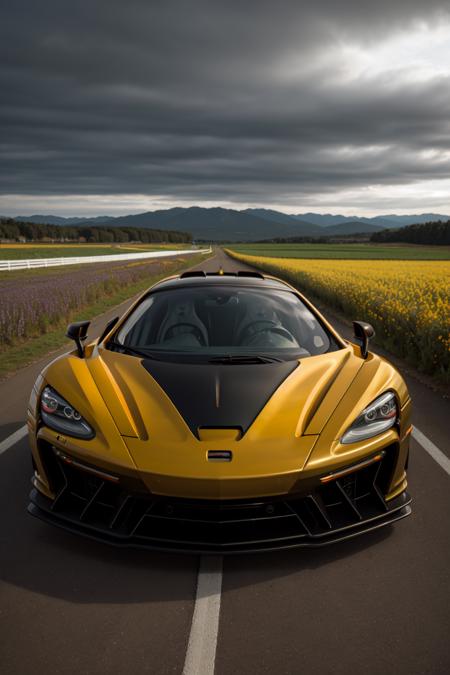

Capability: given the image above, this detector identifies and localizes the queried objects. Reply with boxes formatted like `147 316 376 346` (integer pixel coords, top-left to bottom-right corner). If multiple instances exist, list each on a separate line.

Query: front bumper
28 445 411 554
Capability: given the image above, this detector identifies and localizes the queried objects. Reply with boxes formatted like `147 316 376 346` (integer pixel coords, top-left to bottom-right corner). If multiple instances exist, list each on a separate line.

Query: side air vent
237 271 264 279
179 271 206 278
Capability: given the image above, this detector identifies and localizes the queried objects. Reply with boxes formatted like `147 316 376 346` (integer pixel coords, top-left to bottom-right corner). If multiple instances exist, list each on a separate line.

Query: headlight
40 386 94 439
341 391 397 444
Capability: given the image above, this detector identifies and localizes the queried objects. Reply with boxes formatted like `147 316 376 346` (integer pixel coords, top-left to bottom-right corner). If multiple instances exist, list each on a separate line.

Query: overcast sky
1 0 450 216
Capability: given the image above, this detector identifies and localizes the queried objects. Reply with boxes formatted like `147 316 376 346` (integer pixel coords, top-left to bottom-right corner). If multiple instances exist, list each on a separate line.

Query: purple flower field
0 256 187 346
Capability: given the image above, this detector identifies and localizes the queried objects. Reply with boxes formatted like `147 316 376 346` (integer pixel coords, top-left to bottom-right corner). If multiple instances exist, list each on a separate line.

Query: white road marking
0 424 27 456
183 555 223 675
412 426 450 476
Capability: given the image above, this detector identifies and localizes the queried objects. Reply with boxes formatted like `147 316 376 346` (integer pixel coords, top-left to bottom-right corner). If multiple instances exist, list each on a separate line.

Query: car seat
234 297 299 347
156 298 209 346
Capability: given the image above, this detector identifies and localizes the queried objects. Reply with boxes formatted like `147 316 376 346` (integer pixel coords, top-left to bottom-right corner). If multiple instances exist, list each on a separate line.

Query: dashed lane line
412 426 450 476
0 424 27 456
183 556 223 675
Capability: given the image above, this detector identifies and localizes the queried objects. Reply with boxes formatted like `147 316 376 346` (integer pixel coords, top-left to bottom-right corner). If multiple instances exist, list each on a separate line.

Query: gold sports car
28 269 412 553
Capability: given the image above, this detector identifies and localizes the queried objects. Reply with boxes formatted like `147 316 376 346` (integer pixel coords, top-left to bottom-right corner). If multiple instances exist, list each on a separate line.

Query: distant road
0 246 211 271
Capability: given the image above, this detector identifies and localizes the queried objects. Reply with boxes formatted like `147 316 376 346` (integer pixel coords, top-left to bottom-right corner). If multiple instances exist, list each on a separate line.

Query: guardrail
0 247 212 271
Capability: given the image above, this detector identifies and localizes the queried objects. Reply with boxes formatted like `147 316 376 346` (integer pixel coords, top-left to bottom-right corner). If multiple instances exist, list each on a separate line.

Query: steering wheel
239 320 296 345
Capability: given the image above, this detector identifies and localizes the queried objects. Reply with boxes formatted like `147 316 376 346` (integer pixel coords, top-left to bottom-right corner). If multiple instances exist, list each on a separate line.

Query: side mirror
352 320 375 359
66 320 90 358
97 316 119 344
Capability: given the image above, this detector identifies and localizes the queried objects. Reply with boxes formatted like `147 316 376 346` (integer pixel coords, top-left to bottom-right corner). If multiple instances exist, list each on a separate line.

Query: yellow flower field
227 251 450 382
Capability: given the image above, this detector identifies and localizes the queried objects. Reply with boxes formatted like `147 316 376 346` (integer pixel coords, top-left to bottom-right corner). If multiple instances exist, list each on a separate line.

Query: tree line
0 218 192 244
371 220 450 245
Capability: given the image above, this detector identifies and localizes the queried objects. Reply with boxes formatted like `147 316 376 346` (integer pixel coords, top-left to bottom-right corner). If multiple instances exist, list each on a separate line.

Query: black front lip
28 489 411 555
28 441 411 554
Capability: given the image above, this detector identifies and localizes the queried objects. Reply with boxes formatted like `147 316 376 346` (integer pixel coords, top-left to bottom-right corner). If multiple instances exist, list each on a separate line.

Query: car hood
88 345 363 441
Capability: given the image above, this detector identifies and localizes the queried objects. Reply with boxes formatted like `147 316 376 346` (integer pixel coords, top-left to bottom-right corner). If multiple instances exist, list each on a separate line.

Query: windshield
113 285 336 360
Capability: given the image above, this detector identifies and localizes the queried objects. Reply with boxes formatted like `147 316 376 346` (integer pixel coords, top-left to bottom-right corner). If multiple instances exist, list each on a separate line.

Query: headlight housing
341 391 398 444
40 386 94 439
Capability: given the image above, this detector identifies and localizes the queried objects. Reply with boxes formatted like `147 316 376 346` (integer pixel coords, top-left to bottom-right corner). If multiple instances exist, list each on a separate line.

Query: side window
116 296 154 345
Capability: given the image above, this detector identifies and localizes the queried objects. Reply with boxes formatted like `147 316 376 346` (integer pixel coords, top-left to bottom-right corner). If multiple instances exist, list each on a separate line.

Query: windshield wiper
108 342 284 364
208 354 283 364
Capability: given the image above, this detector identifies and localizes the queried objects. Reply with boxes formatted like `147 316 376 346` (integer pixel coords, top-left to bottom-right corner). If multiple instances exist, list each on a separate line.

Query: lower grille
29 445 411 553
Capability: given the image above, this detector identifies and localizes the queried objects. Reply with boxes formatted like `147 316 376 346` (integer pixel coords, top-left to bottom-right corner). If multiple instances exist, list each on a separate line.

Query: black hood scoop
142 359 298 438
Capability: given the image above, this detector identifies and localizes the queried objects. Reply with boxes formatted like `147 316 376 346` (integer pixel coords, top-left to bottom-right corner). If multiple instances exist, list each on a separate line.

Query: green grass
229 243 450 260
0 253 210 379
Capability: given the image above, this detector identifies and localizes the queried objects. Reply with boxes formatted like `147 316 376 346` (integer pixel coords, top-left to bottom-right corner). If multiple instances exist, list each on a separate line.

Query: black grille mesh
29 442 411 552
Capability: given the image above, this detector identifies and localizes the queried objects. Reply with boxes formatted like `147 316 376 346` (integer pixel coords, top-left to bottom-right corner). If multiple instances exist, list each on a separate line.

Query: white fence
0 247 211 271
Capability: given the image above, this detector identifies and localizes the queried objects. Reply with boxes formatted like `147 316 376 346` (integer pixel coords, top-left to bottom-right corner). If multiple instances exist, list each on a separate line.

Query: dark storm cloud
1 0 450 209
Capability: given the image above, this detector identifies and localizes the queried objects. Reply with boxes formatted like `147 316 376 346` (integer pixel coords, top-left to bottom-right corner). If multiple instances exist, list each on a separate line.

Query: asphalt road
1 249 449 675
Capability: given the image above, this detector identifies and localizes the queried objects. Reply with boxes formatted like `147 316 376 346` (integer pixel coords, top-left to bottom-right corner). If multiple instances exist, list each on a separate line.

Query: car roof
152 270 292 292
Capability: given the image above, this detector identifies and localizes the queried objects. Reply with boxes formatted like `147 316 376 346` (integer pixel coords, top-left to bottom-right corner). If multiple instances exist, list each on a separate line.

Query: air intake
179 270 206 278
237 271 264 279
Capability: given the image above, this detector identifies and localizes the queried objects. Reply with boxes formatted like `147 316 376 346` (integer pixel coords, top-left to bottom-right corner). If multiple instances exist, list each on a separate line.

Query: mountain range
12 208 450 241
